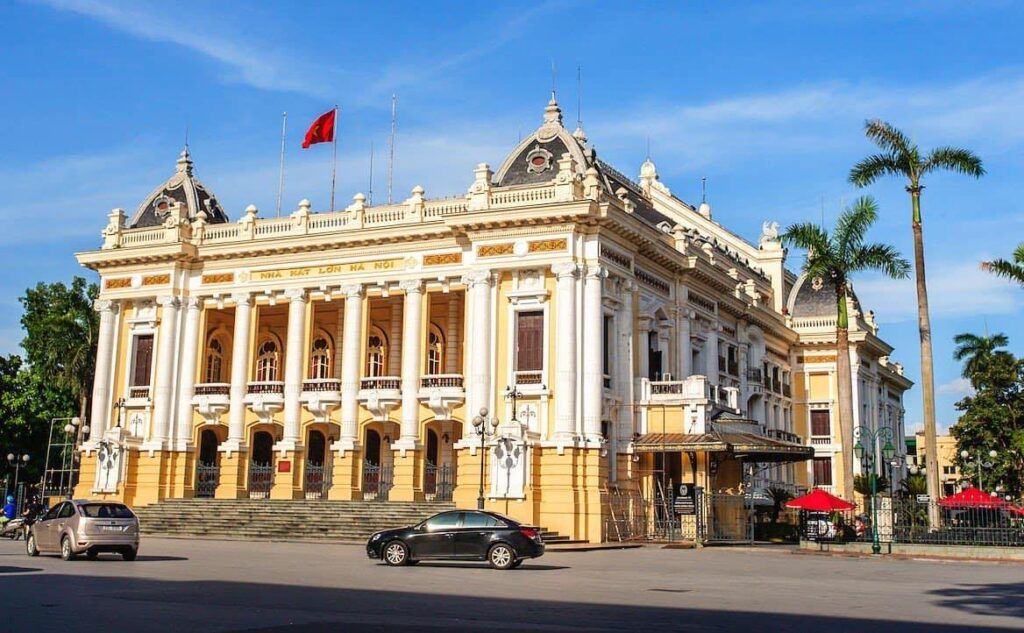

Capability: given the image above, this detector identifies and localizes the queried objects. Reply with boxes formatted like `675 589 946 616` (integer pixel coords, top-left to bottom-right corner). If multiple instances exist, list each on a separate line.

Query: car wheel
86 549 99 560
26 534 39 557
488 543 515 570
122 548 138 561
383 540 409 566
60 536 75 561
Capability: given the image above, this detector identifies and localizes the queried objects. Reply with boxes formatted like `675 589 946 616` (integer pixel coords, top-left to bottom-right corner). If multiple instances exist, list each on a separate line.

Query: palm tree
982 243 1024 286
953 332 1011 386
783 196 911 501
767 486 794 525
849 119 984 512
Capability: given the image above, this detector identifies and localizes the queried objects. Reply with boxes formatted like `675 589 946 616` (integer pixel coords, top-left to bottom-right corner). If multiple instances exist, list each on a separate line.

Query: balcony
192 382 229 424
419 374 465 420
746 368 763 384
358 376 401 422
513 370 544 387
727 360 739 377
765 428 801 444
782 383 792 398
301 378 342 423
810 435 831 446
244 381 284 424
127 385 151 402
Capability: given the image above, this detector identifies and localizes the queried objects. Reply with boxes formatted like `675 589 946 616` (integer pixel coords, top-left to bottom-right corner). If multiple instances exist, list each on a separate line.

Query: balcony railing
128 385 151 400
727 361 739 376
810 436 831 446
247 381 284 395
302 378 341 392
765 428 801 444
194 383 229 396
745 368 763 384
513 370 544 386
782 383 792 398
420 374 464 389
361 376 401 390
651 381 685 395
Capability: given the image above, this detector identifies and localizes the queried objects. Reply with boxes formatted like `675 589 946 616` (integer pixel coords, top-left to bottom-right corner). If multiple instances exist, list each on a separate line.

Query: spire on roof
176 147 194 176
543 95 563 125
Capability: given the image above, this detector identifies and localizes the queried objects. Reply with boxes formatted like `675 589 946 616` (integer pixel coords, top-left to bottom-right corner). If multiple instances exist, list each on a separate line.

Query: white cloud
853 260 1024 323
937 377 975 398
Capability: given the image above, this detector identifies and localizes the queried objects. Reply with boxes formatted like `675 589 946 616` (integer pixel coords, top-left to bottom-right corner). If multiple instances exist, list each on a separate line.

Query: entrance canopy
633 425 814 464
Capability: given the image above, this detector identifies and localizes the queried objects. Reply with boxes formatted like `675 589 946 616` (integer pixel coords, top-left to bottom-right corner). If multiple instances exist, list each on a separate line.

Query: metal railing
194 383 229 396
420 374 464 389
195 463 219 498
362 463 393 501
302 378 341 392
248 462 273 499
745 368 763 384
304 461 328 499
424 463 455 502
247 381 284 395
360 376 401 390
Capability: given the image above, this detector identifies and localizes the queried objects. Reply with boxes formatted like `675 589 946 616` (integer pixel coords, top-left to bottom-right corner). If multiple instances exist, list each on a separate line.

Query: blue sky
2 1 1022 432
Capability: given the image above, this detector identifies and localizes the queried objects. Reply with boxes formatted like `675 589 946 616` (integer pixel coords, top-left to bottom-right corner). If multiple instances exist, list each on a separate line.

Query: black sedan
366 509 545 569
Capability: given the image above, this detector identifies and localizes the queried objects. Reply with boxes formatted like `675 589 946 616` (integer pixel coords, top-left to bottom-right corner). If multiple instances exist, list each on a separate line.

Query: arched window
309 335 332 379
427 324 445 375
256 339 280 382
366 328 387 377
205 337 224 383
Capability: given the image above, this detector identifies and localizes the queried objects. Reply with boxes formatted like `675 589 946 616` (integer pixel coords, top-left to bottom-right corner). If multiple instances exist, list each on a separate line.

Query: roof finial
551 59 557 101
701 176 707 204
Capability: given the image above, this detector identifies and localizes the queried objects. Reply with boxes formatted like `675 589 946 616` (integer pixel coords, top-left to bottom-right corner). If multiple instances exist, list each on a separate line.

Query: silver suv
27 499 140 561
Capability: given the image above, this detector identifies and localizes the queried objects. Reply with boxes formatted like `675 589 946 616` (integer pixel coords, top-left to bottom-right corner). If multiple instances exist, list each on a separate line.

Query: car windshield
79 504 134 519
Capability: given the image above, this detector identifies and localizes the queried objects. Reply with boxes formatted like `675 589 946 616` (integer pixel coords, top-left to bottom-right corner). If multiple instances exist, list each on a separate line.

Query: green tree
849 119 984 512
766 486 794 525
900 472 927 498
982 243 1024 286
953 332 1012 388
19 276 99 423
950 343 1024 497
783 196 911 500
0 354 78 484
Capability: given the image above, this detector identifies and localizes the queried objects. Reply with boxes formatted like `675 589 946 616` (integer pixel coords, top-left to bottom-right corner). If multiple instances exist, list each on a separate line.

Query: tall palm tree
783 196 910 501
952 332 1011 386
982 243 1024 286
849 119 984 508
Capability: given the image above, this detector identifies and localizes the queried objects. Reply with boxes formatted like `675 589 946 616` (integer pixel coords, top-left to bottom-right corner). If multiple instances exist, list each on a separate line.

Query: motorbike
1 517 26 540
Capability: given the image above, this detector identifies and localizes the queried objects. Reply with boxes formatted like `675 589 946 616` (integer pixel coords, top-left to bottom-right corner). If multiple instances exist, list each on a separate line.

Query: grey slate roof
129 149 229 229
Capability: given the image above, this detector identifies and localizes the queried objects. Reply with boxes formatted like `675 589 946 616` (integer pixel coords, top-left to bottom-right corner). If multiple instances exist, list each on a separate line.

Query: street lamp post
113 397 127 429
960 449 998 491
6 453 30 504
471 407 499 511
853 426 896 555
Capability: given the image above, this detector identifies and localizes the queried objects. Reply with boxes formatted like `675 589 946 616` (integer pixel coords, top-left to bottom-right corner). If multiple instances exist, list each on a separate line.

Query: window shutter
132 335 154 386
515 311 543 371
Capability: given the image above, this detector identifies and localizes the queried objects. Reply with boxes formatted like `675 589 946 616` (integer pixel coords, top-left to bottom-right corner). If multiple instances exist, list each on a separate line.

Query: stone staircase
133 499 581 544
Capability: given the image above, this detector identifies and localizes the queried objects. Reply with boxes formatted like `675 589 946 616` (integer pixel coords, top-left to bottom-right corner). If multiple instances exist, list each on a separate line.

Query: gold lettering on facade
528 238 567 253
477 243 514 257
253 258 408 282
424 252 462 266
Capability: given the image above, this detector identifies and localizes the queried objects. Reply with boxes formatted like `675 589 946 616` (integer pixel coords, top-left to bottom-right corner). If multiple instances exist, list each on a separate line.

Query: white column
398 280 425 446
88 300 119 442
616 280 635 444
149 295 180 446
388 300 402 376
282 289 307 446
553 262 579 440
678 312 692 378
225 293 252 449
462 270 492 421
705 324 719 384
444 293 460 374
338 284 363 449
333 301 344 379
173 297 202 449
582 265 605 442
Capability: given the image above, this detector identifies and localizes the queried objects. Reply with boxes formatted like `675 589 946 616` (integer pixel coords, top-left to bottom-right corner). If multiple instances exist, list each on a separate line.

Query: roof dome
128 148 228 229
491 94 592 188
787 272 863 318
639 158 657 180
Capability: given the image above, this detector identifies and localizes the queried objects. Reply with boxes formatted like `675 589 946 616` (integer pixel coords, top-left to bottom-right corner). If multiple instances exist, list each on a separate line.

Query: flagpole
330 105 339 212
276 111 287 217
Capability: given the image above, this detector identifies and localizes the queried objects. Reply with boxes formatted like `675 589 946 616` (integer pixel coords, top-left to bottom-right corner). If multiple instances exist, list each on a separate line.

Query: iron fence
248 462 273 499
362 463 393 501
195 463 219 498
424 463 454 502
304 462 327 499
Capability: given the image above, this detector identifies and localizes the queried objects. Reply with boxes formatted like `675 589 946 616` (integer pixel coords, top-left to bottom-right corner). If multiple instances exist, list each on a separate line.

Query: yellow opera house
73 97 912 542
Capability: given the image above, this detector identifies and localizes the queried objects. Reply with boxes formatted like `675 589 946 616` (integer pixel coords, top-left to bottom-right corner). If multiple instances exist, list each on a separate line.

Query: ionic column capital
184 296 203 311
231 292 252 307
461 269 493 288
94 299 120 314
552 262 579 279
399 279 424 294
584 265 607 281
340 283 364 299
283 288 308 303
157 295 180 308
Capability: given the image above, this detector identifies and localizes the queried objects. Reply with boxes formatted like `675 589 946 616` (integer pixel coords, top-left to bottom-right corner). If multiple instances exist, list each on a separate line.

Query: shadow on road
928 581 1024 619
400 561 568 570
1 573 1017 632
0 566 42 574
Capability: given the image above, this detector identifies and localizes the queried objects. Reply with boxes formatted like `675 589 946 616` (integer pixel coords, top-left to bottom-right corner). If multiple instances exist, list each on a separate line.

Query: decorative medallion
811 276 824 291
525 145 554 174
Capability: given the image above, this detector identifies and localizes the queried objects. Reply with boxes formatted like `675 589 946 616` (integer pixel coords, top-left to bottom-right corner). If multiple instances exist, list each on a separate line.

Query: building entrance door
305 430 328 499
195 429 220 498
249 431 274 499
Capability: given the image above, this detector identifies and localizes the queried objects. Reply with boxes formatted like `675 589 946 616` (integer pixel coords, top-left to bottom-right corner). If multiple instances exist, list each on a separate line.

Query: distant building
908 431 959 497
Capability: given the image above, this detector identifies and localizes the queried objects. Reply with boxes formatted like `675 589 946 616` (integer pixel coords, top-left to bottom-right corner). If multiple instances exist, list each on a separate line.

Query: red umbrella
786 488 856 511
938 486 1008 509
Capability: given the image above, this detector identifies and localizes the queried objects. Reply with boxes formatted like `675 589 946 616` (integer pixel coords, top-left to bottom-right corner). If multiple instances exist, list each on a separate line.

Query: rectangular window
943 466 957 475
514 311 543 373
131 335 154 386
810 410 831 437
813 457 833 486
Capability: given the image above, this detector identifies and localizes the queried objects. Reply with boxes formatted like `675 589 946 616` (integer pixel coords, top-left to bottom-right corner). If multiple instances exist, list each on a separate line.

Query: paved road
1 537 1021 632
